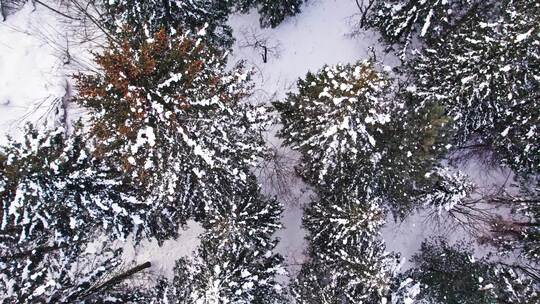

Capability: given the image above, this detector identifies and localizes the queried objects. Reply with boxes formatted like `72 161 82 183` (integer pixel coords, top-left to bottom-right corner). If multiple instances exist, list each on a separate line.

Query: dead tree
256 143 298 201
355 0 375 28
64 261 153 302
85 262 152 295
238 27 281 63
346 0 376 37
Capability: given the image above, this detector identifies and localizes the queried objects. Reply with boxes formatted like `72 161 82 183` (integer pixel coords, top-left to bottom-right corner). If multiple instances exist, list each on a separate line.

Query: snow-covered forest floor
1 0 535 301
0 0 517 278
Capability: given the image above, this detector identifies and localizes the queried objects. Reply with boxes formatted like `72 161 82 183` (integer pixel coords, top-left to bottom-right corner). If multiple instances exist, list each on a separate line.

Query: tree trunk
356 0 374 28
262 46 268 63
512 221 540 227
1 0 7 21
64 261 152 302
162 0 172 25
89 261 152 294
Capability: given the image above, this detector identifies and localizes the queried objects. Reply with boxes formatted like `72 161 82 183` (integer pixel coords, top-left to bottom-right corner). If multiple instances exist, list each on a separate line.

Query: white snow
514 28 534 43
0 3 67 144
0 0 524 294
0 1 98 145
382 160 517 269
228 0 397 102
228 0 396 278
131 126 156 154
501 126 511 137
121 221 204 280
420 9 434 37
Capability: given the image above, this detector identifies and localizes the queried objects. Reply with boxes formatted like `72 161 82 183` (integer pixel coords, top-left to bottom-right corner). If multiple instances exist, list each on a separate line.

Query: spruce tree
200 177 283 250
405 0 540 175
0 125 92 248
292 184 398 303
407 239 497 303
273 59 395 189
293 259 419 303
75 28 269 244
290 260 345 304
102 0 234 48
303 185 385 261
155 179 286 303
420 166 475 215
365 0 496 53
274 59 448 216
292 235 396 303
157 239 285 303
0 126 151 303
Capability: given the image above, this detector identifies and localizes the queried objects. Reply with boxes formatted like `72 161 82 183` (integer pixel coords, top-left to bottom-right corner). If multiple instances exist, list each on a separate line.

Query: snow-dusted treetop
75 28 270 243
406 0 539 175
275 59 449 216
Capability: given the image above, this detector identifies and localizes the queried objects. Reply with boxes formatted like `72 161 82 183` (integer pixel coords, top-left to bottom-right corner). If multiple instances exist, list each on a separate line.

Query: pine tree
274 59 448 216
75 28 269 244
365 0 496 54
155 179 286 303
0 126 151 303
405 0 540 175
102 0 234 48
292 184 398 303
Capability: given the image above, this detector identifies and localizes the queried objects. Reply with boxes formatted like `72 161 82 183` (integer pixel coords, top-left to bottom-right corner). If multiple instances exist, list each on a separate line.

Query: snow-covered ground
228 0 398 102
121 220 204 280
0 2 97 144
228 0 517 274
0 0 515 284
228 0 399 277
0 3 67 145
